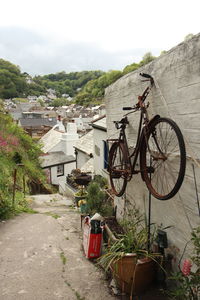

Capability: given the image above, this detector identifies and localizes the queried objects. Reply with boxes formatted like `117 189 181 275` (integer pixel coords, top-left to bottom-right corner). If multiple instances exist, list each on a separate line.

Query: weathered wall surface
105 34 200 261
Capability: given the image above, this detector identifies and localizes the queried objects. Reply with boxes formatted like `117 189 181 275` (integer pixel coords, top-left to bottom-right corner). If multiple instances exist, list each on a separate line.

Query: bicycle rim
141 118 186 200
109 142 129 197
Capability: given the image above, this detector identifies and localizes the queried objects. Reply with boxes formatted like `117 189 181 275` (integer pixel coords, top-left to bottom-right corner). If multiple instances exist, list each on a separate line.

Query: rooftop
40 151 75 168
39 127 63 153
75 130 93 156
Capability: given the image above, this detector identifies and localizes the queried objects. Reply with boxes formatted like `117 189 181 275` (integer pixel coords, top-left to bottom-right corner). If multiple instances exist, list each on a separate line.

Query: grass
60 251 67 265
44 212 61 219
64 280 85 300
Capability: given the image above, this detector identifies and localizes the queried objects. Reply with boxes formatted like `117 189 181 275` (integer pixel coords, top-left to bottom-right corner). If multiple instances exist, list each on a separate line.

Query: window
103 140 108 169
57 164 64 177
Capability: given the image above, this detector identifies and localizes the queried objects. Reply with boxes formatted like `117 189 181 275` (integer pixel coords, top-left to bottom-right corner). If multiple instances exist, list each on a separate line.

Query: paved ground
0 194 116 300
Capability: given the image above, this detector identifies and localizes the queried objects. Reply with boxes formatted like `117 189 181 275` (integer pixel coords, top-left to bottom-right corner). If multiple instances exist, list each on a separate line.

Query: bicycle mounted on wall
107 73 186 200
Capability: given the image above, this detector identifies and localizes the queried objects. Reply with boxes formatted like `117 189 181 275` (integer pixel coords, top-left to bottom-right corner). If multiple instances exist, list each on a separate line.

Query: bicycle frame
108 72 186 200
109 74 160 180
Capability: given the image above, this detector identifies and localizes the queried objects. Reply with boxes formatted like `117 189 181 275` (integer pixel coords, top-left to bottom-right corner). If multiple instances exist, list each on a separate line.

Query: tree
0 59 27 98
139 52 155 66
123 63 139 75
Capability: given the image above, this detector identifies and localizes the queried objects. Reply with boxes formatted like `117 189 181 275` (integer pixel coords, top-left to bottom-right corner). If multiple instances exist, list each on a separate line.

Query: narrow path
0 194 116 300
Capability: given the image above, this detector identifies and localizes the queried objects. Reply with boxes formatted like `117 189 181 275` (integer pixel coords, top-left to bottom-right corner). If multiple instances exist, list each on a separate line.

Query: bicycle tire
109 142 129 197
140 117 186 200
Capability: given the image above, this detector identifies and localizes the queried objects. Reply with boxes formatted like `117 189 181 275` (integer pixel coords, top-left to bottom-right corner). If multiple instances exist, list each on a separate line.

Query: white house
40 152 76 193
90 115 108 178
40 121 79 157
39 120 79 192
74 130 94 174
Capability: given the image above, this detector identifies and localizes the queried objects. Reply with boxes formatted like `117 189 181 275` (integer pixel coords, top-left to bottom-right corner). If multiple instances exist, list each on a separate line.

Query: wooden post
12 168 17 207
23 175 26 198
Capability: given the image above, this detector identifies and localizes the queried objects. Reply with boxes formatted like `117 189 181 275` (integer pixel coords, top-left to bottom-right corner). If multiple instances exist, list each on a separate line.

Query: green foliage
123 62 139 75
85 181 113 216
168 227 200 299
139 52 156 66
0 59 27 98
50 97 71 107
98 208 156 271
74 70 122 105
0 112 46 219
93 175 108 188
31 70 104 99
122 52 156 76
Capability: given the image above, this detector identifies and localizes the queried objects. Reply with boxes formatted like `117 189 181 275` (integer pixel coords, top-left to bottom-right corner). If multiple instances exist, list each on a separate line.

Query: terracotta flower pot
111 254 156 296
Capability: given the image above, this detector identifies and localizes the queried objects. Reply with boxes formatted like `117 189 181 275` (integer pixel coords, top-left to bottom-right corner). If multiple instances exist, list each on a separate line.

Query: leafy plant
84 182 113 217
168 226 200 299
0 112 48 220
98 208 157 271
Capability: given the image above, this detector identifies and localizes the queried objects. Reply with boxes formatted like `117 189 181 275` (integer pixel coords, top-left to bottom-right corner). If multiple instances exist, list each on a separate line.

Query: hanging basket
74 174 91 186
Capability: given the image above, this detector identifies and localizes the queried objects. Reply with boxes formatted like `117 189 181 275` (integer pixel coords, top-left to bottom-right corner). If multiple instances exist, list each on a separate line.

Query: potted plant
74 186 88 206
84 181 113 217
98 209 160 296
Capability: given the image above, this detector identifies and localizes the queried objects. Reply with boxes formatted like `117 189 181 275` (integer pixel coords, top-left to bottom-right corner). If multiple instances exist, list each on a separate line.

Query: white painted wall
93 128 108 178
50 161 76 186
105 34 200 261
77 151 90 170
50 122 79 157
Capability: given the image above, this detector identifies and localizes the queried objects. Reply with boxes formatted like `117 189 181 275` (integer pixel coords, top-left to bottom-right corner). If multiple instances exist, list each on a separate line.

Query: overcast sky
0 0 199 75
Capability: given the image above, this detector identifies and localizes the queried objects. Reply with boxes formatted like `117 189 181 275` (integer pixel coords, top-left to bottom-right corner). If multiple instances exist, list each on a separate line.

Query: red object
83 217 103 259
182 259 192 276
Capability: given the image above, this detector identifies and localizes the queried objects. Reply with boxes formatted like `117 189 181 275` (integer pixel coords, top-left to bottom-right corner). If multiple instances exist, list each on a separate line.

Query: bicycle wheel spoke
141 117 186 200
109 142 130 197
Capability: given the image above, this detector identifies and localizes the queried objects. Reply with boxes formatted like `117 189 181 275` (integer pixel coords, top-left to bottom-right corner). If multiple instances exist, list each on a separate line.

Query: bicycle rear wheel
109 142 130 197
140 117 186 200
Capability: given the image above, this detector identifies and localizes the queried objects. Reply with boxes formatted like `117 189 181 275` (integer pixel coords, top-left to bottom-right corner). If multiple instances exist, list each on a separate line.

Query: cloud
0 27 161 75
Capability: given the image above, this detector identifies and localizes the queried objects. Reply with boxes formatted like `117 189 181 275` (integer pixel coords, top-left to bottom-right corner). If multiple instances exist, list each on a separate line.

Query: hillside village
4 96 107 195
0 34 200 299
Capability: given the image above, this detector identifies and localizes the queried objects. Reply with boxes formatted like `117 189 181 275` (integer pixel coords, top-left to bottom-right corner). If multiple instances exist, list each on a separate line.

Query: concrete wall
105 34 200 261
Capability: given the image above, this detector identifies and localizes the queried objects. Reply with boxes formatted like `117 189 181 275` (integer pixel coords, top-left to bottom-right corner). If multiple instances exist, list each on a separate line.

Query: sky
0 0 199 76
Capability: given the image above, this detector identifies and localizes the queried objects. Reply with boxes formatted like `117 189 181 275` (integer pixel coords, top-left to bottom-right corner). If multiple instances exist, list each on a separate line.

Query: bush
85 182 113 216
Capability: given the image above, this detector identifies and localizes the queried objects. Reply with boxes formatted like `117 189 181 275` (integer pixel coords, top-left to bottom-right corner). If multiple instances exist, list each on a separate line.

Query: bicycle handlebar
140 72 152 79
123 107 133 110
140 73 154 85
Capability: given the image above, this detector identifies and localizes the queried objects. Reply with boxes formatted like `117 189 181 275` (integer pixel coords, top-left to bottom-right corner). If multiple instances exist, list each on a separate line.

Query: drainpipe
74 148 78 169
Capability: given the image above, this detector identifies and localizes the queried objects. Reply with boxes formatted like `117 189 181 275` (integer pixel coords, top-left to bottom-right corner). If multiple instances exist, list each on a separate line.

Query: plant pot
74 194 87 206
74 174 91 186
111 254 156 296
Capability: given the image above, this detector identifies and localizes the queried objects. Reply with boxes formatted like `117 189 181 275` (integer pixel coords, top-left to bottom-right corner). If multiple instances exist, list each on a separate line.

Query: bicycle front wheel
140 117 186 200
109 142 130 197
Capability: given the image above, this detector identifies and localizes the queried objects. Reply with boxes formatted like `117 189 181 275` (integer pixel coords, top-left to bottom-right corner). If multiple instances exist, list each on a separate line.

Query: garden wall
105 33 200 262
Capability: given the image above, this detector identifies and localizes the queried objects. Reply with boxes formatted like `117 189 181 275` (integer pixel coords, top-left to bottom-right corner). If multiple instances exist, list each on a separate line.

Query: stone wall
105 34 200 261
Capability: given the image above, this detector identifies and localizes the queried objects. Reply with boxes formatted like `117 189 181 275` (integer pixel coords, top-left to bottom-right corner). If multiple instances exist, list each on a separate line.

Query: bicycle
107 73 186 200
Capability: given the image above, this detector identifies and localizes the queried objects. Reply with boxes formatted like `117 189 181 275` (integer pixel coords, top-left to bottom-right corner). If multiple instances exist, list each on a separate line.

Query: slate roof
39 127 63 153
80 157 94 173
91 115 107 131
40 151 75 168
75 130 93 156
19 118 57 127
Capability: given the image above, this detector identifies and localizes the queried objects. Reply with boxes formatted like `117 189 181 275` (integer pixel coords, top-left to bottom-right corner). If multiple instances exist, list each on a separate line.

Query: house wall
76 151 90 170
105 34 200 261
50 161 76 186
93 128 108 178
